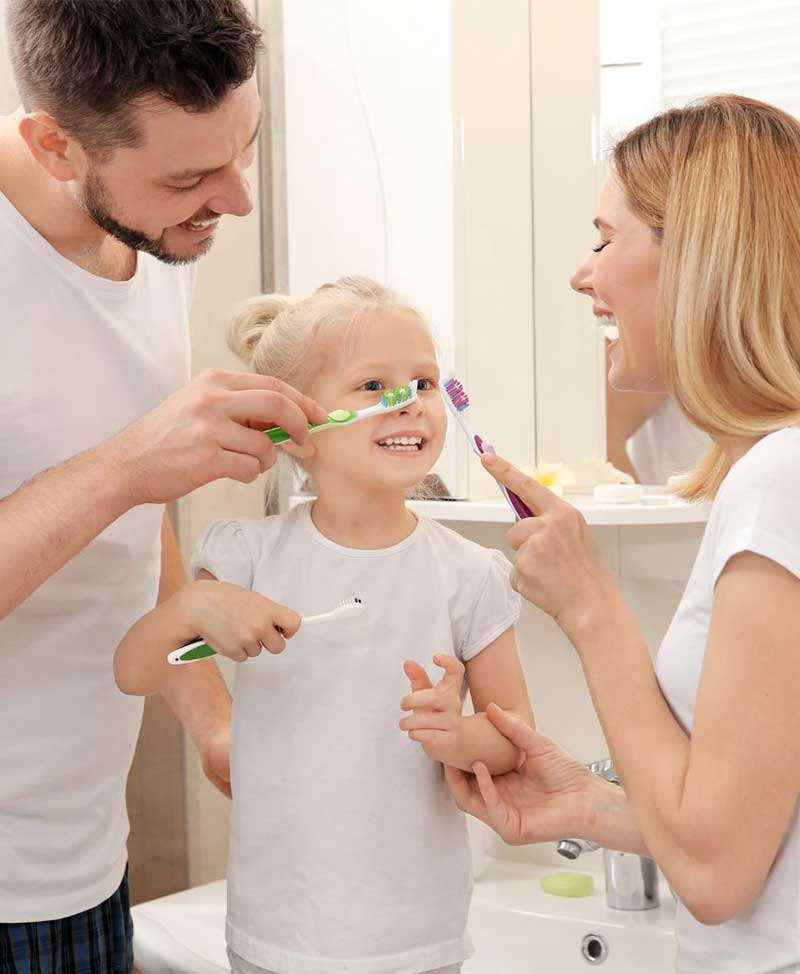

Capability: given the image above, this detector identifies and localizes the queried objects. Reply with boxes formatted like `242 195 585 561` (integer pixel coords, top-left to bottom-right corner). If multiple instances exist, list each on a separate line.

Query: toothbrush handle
167 612 337 665
168 639 217 665
503 485 535 521
476 440 535 520
264 421 317 445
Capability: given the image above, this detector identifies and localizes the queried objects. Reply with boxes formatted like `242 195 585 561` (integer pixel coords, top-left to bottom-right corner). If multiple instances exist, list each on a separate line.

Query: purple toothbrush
442 377 534 520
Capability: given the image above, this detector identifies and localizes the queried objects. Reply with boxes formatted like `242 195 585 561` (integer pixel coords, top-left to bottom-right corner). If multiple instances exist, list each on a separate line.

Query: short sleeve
710 432 800 587
190 518 263 590
460 549 521 662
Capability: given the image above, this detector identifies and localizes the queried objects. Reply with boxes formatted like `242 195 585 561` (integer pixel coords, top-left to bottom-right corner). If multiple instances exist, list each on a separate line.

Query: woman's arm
572 551 800 925
482 454 800 925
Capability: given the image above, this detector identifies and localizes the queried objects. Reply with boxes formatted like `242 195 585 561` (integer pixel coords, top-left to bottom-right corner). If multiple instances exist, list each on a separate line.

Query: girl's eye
592 241 609 254
416 378 436 391
360 379 384 392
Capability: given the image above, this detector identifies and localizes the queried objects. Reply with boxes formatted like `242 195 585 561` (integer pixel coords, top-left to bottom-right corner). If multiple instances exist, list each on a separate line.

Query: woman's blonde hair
614 95 800 499
226 275 433 508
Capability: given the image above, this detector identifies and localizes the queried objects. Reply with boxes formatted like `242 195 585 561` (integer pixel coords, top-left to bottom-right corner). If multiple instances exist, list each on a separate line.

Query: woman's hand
176 579 301 662
444 703 599 845
481 454 620 635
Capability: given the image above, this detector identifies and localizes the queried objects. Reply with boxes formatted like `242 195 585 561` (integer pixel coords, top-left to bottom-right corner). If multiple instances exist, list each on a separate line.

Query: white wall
0 1 18 112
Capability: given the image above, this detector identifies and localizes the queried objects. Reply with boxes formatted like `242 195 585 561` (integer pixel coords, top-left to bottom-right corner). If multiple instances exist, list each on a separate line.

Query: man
0 2 326 971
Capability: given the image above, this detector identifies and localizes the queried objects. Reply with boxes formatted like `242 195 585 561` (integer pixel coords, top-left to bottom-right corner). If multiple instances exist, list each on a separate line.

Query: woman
445 95 800 973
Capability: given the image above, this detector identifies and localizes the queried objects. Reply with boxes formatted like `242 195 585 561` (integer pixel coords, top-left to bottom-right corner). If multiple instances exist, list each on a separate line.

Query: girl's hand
444 703 599 844
481 454 620 635
400 655 465 716
401 709 477 769
176 579 301 662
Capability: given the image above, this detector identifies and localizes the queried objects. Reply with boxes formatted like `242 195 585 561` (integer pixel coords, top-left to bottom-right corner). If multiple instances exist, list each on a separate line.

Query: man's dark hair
6 0 262 158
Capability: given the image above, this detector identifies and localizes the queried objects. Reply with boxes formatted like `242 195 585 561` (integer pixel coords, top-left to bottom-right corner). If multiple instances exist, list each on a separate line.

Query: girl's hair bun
226 293 294 365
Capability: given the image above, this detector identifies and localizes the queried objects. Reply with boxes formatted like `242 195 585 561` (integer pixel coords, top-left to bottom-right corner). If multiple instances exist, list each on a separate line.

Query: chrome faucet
557 759 659 911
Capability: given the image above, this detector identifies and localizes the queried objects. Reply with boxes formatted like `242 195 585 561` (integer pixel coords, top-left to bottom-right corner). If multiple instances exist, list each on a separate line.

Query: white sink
465 860 676 973
132 860 676 973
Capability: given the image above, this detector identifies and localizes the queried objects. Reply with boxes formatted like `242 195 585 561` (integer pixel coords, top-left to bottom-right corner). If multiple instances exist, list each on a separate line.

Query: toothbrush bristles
444 377 470 411
381 383 412 408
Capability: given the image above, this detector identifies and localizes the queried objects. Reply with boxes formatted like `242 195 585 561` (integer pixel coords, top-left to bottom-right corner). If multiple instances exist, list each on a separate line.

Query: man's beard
81 170 213 266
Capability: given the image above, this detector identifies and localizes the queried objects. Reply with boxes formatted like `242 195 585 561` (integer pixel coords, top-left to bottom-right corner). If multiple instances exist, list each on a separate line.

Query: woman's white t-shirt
192 502 520 974
656 427 800 973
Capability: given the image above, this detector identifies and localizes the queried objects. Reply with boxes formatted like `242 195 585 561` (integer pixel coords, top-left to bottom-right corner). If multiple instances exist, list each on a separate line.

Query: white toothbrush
167 597 364 665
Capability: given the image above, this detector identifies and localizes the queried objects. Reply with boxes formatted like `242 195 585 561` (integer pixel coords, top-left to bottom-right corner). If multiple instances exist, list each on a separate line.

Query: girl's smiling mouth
375 431 427 453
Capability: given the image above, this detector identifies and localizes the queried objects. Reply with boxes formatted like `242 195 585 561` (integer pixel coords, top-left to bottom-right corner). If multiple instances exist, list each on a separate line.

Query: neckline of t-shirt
297 500 425 557
0 188 147 298
735 426 800 467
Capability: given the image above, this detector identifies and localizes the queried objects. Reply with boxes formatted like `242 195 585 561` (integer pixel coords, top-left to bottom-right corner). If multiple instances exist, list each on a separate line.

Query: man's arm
0 369 328 622
0 439 134 620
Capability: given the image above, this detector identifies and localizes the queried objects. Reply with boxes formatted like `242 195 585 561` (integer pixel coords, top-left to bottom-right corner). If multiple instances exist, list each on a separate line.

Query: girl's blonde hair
613 95 800 499
227 275 415 383
226 275 433 508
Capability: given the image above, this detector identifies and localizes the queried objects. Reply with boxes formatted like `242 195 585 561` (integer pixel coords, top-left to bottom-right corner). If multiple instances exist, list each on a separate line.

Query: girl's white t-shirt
0 189 193 921
656 427 800 973
191 502 520 974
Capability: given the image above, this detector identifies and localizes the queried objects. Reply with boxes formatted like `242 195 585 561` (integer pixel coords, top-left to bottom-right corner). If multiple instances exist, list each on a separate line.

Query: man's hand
113 369 329 506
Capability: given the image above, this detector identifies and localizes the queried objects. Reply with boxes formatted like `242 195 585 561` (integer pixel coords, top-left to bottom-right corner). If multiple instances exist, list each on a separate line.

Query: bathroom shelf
289 492 710 527
407 492 710 527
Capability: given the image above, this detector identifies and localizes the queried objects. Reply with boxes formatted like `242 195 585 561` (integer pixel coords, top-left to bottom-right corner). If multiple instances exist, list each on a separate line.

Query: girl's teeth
378 436 423 451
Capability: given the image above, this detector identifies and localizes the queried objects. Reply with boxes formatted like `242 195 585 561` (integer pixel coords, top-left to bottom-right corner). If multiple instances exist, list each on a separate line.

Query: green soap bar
540 871 595 898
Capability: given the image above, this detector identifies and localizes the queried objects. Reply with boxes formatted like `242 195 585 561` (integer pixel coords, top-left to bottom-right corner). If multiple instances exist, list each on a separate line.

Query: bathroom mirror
599 0 800 483
258 0 800 489
256 0 601 499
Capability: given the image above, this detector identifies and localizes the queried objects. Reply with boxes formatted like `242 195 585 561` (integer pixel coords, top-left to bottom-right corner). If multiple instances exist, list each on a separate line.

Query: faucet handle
586 758 620 784
557 839 600 859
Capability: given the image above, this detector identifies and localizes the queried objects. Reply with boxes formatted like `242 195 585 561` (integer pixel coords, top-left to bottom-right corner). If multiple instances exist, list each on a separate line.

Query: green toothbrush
263 380 418 445
167 598 364 665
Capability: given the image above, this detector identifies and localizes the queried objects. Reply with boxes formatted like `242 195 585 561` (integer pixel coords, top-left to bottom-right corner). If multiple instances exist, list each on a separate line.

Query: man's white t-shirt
191 502 521 974
657 427 800 973
0 190 193 921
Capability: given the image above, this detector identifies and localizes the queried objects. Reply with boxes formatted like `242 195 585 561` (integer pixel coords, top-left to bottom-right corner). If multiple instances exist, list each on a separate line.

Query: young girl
115 276 534 974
